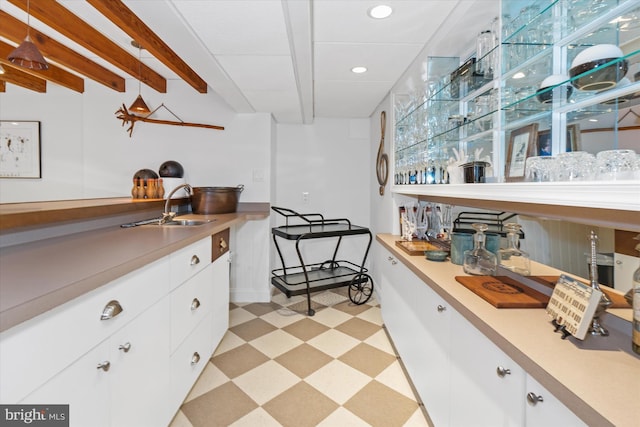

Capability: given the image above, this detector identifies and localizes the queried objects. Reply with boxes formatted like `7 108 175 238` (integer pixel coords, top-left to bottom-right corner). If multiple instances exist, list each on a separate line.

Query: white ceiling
1 0 487 124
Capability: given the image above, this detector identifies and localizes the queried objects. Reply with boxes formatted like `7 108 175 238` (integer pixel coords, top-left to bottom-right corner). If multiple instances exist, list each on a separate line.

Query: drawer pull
191 352 201 366
437 305 446 312
96 361 111 372
119 342 132 353
527 392 544 405
219 238 228 252
191 298 201 311
391 260 397 265
100 300 123 320
496 366 511 377
387 256 393 261
190 255 200 266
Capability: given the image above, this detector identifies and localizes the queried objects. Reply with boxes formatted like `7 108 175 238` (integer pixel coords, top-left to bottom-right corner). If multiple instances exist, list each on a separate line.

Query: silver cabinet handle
190 255 200 266
527 392 544 405
391 260 397 265
119 342 132 353
100 300 123 320
615 260 622 265
97 361 111 372
191 298 201 311
496 366 511 377
437 305 446 312
387 256 393 261
190 352 201 366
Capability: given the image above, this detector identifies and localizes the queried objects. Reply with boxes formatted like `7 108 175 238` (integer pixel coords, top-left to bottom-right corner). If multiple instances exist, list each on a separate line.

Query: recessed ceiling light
352 66 368 74
513 72 526 79
368 5 393 19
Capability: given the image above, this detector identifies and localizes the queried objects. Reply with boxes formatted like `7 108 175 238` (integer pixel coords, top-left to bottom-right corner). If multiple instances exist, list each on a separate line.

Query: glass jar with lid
498 223 531 275
463 223 498 275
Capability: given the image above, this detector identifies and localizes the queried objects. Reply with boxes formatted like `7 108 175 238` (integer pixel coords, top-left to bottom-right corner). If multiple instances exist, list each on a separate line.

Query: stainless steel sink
161 219 214 226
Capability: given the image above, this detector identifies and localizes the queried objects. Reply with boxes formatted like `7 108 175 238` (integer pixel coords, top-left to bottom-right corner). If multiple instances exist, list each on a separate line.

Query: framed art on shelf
0 121 41 178
505 123 538 182
537 124 581 156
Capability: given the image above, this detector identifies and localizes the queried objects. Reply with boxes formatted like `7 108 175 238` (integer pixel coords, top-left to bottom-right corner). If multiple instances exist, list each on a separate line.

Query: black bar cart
270 206 374 315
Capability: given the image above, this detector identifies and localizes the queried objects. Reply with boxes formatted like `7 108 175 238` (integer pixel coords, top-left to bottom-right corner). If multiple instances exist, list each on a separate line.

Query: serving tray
455 276 549 308
395 239 450 256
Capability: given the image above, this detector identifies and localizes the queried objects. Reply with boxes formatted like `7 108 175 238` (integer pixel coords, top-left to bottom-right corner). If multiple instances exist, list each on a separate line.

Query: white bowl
536 74 572 103
571 44 623 68
569 44 628 91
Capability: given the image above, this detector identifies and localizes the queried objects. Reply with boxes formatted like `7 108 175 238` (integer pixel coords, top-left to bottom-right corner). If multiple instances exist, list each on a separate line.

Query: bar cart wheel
348 273 374 305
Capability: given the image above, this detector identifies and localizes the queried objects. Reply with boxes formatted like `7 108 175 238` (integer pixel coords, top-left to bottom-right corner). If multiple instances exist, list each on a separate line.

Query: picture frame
505 123 538 182
0 121 42 178
536 124 581 156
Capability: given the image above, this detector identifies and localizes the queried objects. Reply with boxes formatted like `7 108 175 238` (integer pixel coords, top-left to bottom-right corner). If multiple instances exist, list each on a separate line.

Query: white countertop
377 233 639 427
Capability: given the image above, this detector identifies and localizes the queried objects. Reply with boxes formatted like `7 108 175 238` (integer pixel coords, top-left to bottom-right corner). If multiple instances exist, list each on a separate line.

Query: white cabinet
525 375 587 427
614 252 639 294
379 245 586 427
211 251 230 349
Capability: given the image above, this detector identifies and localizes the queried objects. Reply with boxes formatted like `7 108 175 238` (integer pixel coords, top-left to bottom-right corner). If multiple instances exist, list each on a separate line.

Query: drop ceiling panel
171 0 290 55
314 80 391 117
314 42 423 81
215 55 296 92
314 0 458 43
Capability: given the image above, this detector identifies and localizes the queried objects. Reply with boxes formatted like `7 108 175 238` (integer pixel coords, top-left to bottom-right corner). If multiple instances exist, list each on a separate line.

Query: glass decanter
498 223 531 275
463 223 497 275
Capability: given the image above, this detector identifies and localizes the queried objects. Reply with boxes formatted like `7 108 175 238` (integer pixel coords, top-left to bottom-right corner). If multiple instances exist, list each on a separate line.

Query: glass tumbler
525 156 557 182
555 151 596 181
596 149 637 180
463 223 497 275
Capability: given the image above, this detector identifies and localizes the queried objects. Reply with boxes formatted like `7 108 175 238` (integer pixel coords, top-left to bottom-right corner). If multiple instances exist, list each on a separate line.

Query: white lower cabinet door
449 313 525 427
109 297 171 427
524 375 587 427
211 252 230 352
20 340 111 427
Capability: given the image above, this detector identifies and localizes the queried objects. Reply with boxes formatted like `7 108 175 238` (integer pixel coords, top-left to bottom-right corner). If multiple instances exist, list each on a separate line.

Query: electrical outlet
302 192 309 204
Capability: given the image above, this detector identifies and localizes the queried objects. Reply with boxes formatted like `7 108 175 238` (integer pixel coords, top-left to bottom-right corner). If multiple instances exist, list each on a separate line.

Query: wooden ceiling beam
0 11 126 92
0 41 84 93
7 0 166 93
87 0 208 94
0 66 47 92
0 80 6 92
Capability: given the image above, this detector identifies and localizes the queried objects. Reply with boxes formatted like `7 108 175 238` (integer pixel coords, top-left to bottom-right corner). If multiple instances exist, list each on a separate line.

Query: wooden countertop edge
0 211 269 333
377 234 626 427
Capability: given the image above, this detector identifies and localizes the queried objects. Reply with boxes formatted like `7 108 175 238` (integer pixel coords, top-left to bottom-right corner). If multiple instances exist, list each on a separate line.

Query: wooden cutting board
455 276 550 308
529 276 631 309
396 239 450 255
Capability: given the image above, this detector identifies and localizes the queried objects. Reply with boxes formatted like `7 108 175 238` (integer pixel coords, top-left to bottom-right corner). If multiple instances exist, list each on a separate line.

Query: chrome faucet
162 183 192 223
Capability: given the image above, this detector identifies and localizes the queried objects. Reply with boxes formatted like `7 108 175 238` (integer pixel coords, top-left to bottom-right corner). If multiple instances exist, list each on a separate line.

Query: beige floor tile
248 329 304 359
307 328 360 358
211 343 270 379
229 407 282 427
403 408 431 427
233 360 301 405
316 407 372 427
332 300 374 316
274 343 333 379
259 308 305 328
363 328 395 354
212 331 245 356
241 302 283 317
356 304 384 325
284 298 327 315
229 307 256 327
270 292 305 307
335 317 381 341
181 382 258 427
339 342 397 377
168 410 194 427
304 360 372 405
282 317 330 341
230 318 278 341
344 380 420 427
375 360 418 400
309 306 353 328
185 362 230 403
263 382 339 427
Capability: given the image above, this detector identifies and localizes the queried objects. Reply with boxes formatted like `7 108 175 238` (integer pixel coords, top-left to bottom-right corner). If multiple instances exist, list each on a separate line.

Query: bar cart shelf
270 206 374 315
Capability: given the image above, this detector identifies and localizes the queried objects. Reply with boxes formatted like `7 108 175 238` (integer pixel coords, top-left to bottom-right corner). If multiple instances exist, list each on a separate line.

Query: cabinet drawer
170 264 214 352
170 311 213 408
0 258 169 403
170 237 212 290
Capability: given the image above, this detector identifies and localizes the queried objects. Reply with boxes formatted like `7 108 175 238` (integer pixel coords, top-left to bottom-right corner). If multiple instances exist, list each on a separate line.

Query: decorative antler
115 104 224 137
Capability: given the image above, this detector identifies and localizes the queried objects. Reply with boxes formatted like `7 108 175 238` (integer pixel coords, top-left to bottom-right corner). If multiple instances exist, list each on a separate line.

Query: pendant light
7 0 49 70
128 42 150 115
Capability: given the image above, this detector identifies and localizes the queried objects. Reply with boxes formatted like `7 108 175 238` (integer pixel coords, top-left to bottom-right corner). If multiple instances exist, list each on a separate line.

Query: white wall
0 80 271 203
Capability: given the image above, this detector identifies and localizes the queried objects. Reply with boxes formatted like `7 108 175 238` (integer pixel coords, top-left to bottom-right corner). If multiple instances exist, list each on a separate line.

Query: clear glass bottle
498 223 531 275
632 236 640 355
463 223 497 275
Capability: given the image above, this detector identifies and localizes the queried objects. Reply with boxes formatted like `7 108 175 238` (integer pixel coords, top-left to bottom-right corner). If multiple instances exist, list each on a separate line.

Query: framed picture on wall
0 121 41 178
505 123 538 182
537 124 581 156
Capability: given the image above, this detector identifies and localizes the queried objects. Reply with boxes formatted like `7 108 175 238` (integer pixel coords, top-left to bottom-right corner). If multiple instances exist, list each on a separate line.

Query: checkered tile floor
168 288 429 427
